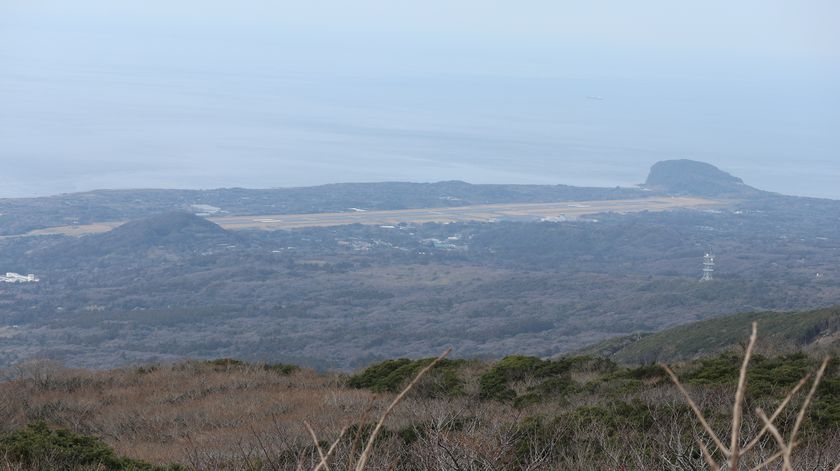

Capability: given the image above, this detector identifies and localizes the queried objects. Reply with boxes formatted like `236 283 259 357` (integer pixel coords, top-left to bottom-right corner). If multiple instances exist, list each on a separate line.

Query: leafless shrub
11 360 64 391
662 322 832 470
0 327 836 470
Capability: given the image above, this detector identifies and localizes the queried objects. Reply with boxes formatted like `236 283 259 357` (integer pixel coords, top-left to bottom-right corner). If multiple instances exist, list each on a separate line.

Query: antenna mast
701 252 715 281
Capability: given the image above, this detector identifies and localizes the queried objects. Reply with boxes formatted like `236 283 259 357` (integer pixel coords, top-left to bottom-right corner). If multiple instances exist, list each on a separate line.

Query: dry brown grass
0 361 375 465
1 331 837 470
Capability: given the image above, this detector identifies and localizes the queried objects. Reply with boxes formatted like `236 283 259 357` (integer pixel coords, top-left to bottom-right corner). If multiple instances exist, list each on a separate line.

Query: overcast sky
1 1 838 197
3 1 838 75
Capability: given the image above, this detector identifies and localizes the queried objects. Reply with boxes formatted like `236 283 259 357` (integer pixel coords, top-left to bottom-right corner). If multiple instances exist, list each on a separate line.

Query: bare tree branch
696 438 721 471
661 364 730 455
749 449 785 471
729 321 758 470
742 372 810 454
304 421 330 471
784 356 830 468
348 394 377 471
313 427 347 471
355 348 452 471
756 408 791 470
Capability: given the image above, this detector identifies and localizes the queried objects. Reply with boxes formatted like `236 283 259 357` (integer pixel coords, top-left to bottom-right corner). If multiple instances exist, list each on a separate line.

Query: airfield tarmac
19 196 719 237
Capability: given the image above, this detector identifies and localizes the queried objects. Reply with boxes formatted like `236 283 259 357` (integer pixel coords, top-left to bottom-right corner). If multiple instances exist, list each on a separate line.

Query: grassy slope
2 345 838 469
579 306 840 363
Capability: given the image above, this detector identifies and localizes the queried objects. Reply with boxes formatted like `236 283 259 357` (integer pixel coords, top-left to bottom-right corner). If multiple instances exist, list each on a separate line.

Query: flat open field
20 196 720 237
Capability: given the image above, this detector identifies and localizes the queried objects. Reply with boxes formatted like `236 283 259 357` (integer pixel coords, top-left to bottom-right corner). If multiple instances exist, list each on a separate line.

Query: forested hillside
3 198 840 370
581 306 840 363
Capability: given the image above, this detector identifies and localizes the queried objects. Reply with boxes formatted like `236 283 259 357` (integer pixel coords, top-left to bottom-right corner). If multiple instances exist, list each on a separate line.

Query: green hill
579 306 840 364
644 159 764 196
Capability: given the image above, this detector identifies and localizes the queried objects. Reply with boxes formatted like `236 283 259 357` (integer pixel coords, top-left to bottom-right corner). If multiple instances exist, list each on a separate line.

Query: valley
1 162 839 370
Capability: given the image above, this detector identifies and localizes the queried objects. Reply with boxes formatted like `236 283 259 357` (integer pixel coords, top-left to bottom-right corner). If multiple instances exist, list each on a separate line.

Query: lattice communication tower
701 252 715 281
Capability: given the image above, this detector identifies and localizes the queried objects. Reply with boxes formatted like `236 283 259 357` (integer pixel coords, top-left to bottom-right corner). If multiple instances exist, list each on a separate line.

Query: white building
0 272 39 283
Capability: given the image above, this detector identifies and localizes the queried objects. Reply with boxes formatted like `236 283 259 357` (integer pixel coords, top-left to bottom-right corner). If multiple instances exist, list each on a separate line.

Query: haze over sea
2 1 838 199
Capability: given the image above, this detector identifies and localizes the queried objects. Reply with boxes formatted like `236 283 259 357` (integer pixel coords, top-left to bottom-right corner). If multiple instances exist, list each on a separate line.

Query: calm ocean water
1 70 838 199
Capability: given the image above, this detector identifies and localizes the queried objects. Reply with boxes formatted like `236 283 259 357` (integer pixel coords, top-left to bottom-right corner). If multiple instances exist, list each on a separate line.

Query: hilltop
644 159 764 196
95 212 233 250
24 212 237 262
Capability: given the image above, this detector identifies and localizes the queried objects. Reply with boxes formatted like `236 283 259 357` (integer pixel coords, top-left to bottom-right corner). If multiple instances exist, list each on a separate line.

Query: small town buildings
0 272 39 283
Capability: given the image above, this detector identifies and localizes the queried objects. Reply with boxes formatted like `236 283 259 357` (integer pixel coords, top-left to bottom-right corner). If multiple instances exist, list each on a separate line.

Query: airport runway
20 196 719 237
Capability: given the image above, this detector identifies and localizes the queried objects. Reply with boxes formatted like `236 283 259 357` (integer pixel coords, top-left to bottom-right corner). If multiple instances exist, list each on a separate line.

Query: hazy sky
1 1 838 198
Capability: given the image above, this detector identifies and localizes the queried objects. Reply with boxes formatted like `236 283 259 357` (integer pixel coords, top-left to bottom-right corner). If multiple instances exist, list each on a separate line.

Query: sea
1 69 838 200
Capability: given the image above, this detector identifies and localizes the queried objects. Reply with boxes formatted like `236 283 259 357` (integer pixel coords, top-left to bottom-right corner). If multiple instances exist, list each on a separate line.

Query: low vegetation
0 323 837 470
347 357 465 396
0 422 184 470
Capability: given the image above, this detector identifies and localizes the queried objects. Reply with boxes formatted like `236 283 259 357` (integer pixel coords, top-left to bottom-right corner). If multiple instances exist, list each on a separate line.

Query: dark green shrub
811 367 840 428
347 358 464 396
682 353 740 385
565 355 618 373
568 401 655 432
479 355 575 403
204 359 299 375
683 352 816 397
512 416 555 461
396 424 431 444
135 365 159 375
620 364 665 381
0 422 183 470
348 359 414 392
747 353 812 397
263 363 299 375
205 358 245 368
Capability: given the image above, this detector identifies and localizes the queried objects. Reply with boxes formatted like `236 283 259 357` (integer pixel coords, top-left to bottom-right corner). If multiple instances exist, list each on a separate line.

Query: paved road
20 196 719 237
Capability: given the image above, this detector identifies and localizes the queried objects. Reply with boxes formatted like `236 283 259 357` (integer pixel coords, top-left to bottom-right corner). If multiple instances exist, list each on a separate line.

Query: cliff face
645 159 763 197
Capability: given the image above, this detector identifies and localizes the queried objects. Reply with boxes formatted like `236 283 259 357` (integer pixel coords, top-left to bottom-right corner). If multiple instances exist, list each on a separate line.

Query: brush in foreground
306 347 452 471
662 322 831 471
